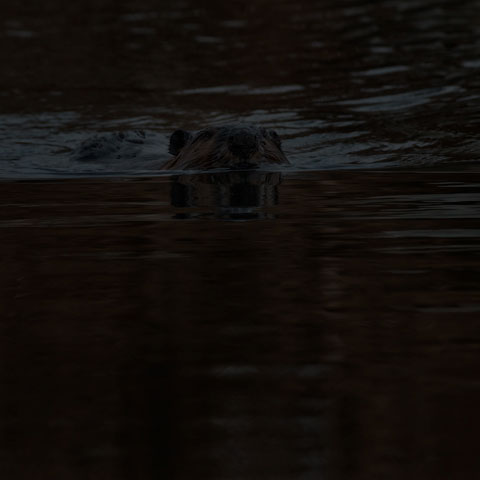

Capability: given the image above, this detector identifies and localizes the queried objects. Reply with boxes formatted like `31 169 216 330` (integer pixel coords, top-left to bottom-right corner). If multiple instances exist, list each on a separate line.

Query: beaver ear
269 130 282 149
169 130 192 155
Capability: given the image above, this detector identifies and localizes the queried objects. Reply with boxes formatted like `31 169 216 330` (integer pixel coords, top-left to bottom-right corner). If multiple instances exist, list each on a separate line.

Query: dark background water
2 0 480 176
2 1 480 479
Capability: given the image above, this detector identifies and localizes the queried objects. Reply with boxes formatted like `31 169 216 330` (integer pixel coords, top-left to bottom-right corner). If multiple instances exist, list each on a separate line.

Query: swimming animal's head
165 124 289 170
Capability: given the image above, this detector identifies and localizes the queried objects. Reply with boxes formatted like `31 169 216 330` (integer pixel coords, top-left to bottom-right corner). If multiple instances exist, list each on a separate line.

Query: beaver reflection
170 172 281 219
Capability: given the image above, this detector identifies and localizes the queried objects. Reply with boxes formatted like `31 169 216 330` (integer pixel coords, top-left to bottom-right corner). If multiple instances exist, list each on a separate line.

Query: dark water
2 1 480 479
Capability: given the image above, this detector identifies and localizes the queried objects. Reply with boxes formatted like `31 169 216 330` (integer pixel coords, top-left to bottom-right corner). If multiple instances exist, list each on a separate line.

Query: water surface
2 0 480 176
1 1 480 479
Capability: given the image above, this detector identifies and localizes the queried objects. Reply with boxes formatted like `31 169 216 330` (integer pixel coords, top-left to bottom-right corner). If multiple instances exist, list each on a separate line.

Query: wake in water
2 92 479 180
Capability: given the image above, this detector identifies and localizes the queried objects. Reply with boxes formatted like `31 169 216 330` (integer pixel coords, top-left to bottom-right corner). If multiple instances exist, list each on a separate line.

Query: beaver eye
269 130 281 148
169 130 192 155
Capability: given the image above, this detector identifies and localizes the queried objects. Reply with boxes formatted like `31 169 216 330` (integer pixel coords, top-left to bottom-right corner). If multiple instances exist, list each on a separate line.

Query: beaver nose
228 132 258 160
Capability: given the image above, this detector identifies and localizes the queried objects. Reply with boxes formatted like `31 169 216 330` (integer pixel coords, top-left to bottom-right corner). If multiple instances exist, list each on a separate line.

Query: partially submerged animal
71 124 288 171
164 124 289 170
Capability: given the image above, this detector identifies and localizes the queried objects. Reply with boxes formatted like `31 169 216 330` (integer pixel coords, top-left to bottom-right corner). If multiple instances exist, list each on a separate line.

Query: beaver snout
227 131 259 161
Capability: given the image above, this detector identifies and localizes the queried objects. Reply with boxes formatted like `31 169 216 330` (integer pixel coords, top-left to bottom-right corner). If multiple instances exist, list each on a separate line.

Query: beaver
164 124 289 170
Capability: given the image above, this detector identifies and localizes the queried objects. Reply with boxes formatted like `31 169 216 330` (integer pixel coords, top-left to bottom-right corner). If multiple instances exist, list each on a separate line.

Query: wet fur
164 125 288 170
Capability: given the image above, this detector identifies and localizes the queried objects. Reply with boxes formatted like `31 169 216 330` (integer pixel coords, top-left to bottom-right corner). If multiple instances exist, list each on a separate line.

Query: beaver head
164 124 289 170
